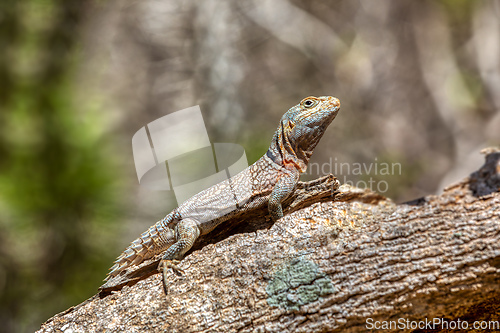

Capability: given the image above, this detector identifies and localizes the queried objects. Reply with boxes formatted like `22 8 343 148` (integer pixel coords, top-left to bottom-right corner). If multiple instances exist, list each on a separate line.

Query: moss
266 258 335 311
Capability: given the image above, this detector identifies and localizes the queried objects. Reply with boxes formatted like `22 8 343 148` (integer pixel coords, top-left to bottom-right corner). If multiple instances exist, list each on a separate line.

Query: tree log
38 148 500 332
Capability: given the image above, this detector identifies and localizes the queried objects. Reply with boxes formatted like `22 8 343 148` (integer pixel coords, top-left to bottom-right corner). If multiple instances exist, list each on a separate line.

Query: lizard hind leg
158 218 200 294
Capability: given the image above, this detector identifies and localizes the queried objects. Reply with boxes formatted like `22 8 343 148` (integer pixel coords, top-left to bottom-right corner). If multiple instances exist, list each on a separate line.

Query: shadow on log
38 148 500 332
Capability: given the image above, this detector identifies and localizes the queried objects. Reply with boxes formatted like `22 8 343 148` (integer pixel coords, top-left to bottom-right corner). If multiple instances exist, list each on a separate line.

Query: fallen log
38 148 500 333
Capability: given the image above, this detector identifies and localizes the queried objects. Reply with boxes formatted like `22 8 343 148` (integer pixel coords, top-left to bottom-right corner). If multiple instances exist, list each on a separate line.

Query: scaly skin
101 96 340 292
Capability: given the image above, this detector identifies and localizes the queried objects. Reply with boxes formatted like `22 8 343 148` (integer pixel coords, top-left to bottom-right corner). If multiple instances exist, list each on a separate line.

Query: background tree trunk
38 148 500 332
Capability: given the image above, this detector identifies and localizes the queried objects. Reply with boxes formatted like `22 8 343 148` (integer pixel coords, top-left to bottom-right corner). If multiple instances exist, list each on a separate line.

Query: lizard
101 95 340 293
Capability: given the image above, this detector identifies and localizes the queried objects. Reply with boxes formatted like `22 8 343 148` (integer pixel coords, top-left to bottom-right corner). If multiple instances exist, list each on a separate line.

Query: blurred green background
1 0 499 332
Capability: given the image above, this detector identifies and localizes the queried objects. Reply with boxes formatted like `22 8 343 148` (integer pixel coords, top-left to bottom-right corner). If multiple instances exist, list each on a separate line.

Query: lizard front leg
268 170 299 221
158 218 200 294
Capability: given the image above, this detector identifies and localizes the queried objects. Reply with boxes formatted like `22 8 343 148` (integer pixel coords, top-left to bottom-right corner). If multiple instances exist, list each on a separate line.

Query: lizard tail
104 212 177 280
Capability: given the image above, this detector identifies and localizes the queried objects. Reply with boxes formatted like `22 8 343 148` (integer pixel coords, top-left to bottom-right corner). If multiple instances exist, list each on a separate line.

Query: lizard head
268 96 340 172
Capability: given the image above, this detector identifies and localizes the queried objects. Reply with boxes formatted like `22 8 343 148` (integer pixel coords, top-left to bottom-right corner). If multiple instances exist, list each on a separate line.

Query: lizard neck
266 119 318 173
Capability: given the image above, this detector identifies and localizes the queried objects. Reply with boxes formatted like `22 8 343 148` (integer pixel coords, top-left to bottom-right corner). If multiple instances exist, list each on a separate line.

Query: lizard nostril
330 97 340 108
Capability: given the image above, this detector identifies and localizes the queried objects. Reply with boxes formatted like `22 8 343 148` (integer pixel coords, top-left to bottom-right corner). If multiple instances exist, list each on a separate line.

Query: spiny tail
104 212 177 281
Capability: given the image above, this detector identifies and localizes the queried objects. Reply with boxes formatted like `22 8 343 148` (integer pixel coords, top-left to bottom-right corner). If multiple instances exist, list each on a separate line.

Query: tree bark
38 148 500 333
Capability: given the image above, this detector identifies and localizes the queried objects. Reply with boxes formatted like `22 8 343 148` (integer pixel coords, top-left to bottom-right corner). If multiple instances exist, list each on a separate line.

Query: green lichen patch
266 258 335 311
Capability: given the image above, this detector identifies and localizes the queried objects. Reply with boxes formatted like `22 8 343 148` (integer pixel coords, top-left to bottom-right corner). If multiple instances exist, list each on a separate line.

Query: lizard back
104 154 290 282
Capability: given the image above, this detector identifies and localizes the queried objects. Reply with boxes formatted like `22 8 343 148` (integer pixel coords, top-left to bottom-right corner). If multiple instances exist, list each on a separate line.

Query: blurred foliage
0 1 123 332
439 0 479 25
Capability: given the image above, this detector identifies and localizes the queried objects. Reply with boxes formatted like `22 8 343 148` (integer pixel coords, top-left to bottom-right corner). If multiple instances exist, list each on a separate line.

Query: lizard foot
159 259 183 294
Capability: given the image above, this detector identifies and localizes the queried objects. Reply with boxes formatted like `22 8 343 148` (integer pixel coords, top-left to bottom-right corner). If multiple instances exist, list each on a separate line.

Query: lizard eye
303 99 317 108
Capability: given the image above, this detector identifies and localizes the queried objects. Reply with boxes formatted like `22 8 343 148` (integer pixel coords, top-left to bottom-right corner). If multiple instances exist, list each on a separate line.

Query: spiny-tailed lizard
101 96 340 293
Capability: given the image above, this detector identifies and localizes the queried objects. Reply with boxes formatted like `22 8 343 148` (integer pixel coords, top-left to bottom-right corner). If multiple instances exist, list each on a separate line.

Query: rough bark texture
38 148 500 333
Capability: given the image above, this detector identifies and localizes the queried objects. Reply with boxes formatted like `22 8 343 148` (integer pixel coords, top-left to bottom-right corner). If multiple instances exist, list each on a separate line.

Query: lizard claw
159 259 183 294
160 259 184 275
